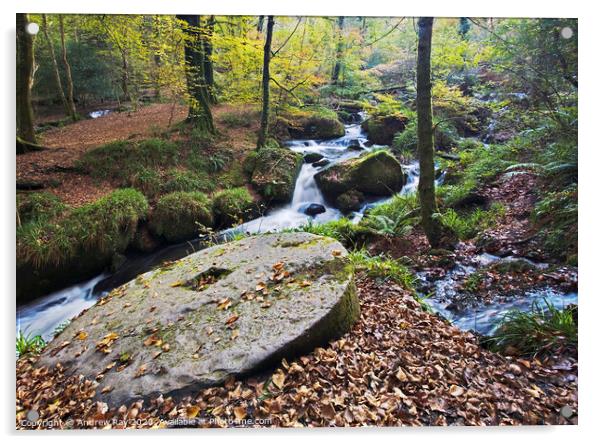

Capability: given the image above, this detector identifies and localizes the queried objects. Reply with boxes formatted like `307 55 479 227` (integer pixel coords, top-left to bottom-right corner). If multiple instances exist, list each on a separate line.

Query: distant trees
16 13 36 145
177 15 215 134
58 15 78 121
257 16 274 148
416 17 442 247
41 14 70 118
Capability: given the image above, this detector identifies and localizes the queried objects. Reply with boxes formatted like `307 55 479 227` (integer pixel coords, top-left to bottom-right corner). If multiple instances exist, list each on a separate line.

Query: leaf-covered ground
16 103 258 206
16 273 577 429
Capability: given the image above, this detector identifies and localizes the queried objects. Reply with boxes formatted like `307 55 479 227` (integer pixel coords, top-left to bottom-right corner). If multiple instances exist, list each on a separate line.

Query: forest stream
16 117 578 343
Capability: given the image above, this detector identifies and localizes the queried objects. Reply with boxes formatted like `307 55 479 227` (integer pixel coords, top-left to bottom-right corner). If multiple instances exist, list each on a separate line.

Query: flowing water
417 254 577 335
15 117 577 341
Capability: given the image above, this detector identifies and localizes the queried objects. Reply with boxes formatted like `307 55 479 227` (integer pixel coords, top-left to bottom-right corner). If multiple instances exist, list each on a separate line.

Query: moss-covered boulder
16 189 149 301
271 108 345 141
38 232 359 406
289 116 345 140
150 191 213 243
247 146 303 203
361 113 409 145
315 151 406 206
212 187 255 227
335 190 365 213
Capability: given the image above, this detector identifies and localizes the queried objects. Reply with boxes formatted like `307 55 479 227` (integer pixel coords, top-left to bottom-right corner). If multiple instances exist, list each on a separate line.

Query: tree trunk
41 15 69 116
331 16 345 85
202 15 217 104
58 15 78 121
16 13 36 144
257 16 265 33
257 16 274 148
416 17 442 247
120 51 130 102
177 15 215 134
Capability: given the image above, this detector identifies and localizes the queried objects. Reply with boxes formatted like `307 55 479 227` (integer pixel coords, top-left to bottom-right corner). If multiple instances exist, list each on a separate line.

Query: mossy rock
271 108 345 141
361 113 409 145
17 191 65 225
132 224 161 253
212 187 255 227
249 147 303 203
289 116 345 140
315 150 406 204
77 138 179 183
335 189 365 213
38 233 358 406
149 191 213 243
16 189 149 301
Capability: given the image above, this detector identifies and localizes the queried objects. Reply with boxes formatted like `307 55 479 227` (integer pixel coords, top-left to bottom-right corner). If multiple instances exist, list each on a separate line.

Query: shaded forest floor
16 272 577 428
17 103 259 206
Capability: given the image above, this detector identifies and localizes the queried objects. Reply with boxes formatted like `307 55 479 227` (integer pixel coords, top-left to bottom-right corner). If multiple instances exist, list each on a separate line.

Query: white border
2 1 600 443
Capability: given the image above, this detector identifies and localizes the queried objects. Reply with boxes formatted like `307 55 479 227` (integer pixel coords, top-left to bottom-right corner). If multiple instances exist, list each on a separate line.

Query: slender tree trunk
416 17 442 247
58 15 77 121
120 52 130 102
16 13 36 145
257 16 274 148
41 15 69 116
257 16 265 33
331 16 345 85
177 15 215 134
202 15 217 104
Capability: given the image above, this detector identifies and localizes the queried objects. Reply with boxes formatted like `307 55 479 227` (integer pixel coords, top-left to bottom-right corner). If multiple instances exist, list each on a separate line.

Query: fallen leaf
449 384 465 397
233 406 247 420
225 314 239 325
186 406 200 418
272 371 286 390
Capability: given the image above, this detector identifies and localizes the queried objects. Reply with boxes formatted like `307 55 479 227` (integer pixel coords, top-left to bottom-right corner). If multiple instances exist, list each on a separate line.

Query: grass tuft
485 300 577 357
16 331 46 357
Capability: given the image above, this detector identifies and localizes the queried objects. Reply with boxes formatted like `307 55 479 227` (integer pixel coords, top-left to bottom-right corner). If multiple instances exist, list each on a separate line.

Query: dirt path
16 274 576 429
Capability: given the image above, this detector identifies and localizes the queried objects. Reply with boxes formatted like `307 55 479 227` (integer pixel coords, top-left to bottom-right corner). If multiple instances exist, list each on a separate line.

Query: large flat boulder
37 233 358 406
315 150 406 206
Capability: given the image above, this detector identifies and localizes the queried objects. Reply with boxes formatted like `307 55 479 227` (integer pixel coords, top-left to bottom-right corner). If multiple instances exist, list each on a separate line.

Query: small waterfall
291 164 325 207
17 274 108 341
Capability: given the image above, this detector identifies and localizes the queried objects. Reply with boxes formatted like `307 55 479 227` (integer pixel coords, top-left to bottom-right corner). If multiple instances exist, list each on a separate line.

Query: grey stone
37 233 358 406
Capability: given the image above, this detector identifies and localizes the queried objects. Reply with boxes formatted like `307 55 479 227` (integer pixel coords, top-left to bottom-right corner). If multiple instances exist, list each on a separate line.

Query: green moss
212 187 255 227
17 189 149 301
77 138 180 183
274 106 345 140
162 168 214 194
290 219 374 249
17 191 65 225
128 168 163 198
250 147 302 203
315 150 404 202
17 188 148 269
150 191 213 243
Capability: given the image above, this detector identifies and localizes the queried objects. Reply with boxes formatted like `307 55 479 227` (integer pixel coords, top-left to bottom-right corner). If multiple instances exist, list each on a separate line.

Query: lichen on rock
37 232 358 406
